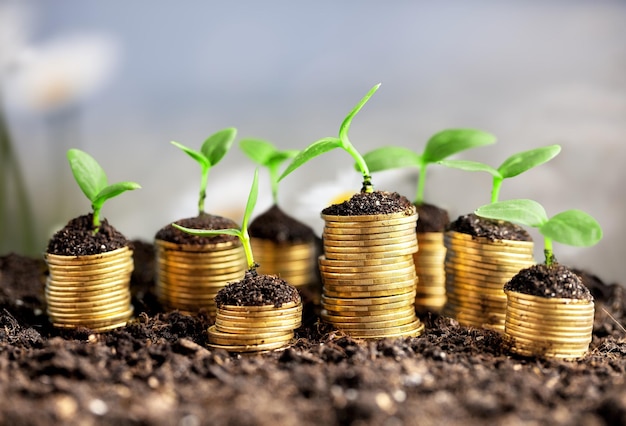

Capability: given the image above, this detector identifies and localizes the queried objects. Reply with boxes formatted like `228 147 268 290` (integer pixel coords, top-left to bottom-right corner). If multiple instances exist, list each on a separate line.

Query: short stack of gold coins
208 300 303 352
45 246 134 332
443 231 535 331
155 239 247 316
504 290 594 359
251 238 318 290
414 232 447 313
319 209 425 339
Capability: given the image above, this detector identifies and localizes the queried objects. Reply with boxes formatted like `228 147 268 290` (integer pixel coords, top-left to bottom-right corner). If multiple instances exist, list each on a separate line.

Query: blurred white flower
291 169 414 236
6 34 119 112
0 3 31 76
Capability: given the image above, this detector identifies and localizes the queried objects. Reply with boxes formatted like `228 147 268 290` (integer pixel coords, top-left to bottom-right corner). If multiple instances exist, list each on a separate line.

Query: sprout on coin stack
362 129 496 313
45 149 140 332
154 128 248 316
174 169 303 352
438 145 561 330
476 199 602 359
280 83 425 339
239 139 319 298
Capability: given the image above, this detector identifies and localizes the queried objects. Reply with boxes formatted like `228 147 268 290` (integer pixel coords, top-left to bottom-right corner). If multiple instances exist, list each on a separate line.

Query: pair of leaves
475 199 602 247
67 149 140 214
362 129 496 173
439 144 561 180
240 139 299 173
280 84 381 182
171 127 237 170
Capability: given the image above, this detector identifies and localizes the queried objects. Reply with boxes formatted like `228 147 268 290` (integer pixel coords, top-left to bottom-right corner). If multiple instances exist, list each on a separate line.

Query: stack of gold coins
251 238 318 288
208 301 302 352
504 290 594 359
45 246 134 332
155 239 247 316
414 232 447 313
443 231 535 331
319 210 425 339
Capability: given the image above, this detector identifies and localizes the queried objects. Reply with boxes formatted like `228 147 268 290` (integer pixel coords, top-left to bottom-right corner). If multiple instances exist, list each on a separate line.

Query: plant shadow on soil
1 241 626 426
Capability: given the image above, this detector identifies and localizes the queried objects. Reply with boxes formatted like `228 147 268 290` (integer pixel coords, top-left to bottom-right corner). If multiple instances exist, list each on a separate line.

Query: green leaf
200 127 237 166
279 137 342 181
339 83 381 143
540 209 603 247
423 129 496 163
239 138 277 166
92 182 142 211
241 168 259 232
362 146 422 173
67 149 108 202
438 159 501 177
475 199 549 227
172 224 241 238
171 141 210 169
498 144 561 179
268 149 299 166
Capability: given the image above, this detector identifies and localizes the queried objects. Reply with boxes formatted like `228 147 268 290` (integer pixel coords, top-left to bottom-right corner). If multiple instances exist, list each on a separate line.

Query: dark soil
415 203 449 233
47 214 129 256
448 213 532 242
215 269 301 308
322 191 414 216
155 213 239 245
1 245 626 425
505 263 593 301
250 205 316 243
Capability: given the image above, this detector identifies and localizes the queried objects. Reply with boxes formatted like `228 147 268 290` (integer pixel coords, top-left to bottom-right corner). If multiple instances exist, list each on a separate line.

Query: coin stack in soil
155 239 247 316
443 231 535 331
504 290 594 359
45 246 134 332
319 207 425 339
414 232 447 312
207 271 302 352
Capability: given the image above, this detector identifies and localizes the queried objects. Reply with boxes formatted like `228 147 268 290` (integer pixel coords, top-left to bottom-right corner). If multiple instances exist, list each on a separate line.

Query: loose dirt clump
448 213 532 241
505 263 593 300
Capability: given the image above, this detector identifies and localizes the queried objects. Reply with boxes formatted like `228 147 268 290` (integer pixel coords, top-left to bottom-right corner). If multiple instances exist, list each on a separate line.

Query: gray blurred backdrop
1 1 625 284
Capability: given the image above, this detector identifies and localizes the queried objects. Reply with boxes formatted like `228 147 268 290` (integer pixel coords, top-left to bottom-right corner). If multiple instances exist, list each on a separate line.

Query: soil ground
1 241 626 426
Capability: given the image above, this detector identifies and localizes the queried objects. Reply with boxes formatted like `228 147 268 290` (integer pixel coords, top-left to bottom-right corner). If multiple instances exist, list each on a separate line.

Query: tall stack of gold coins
443 231 534 331
504 290 594 359
45 246 134 332
414 232 447 313
252 239 318 289
319 210 425 339
155 240 247 316
208 300 302 352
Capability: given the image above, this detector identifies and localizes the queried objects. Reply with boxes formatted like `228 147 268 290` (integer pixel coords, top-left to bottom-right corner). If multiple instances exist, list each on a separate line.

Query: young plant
173 168 259 270
171 128 237 215
239 139 299 204
475 199 602 266
67 149 141 232
362 129 496 204
439 144 561 204
279 83 381 193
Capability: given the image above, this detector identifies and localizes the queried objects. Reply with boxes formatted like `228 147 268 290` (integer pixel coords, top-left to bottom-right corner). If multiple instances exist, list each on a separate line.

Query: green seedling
279 83 381 193
171 128 237 215
362 129 496 204
173 168 259 270
67 149 141 232
239 139 299 204
475 199 602 266
440 144 561 204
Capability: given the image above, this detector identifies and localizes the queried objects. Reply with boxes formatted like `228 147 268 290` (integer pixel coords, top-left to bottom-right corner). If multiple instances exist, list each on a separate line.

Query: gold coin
322 232 417 246
45 247 132 266
445 250 535 266
323 223 417 236
321 306 415 322
321 210 416 223
319 255 413 267
158 256 247 269
48 307 133 322
506 298 594 315
445 231 534 247
506 291 594 307
207 339 291 353
321 290 416 305
504 322 593 339
324 227 417 241
45 292 131 308
319 261 415 274
324 239 417 253
322 248 418 261
157 270 245 283
47 256 132 272
322 271 417 286
218 306 303 318
324 312 417 328
48 262 134 277
45 289 130 304
208 326 293 344
505 330 592 346
445 255 532 273
323 285 416 299
47 301 131 317
322 299 415 315
334 319 424 338
323 279 417 294
445 245 534 260
218 301 300 312
215 316 302 329
156 238 242 252
214 322 298 334
505 309 594 327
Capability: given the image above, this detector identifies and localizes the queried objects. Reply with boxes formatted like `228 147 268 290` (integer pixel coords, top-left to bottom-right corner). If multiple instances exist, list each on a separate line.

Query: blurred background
1 1 624 284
